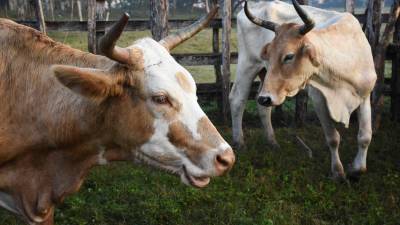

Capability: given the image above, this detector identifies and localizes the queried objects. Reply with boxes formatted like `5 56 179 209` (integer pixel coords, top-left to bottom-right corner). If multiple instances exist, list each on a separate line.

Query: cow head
51 7 235 188
244 0 319 106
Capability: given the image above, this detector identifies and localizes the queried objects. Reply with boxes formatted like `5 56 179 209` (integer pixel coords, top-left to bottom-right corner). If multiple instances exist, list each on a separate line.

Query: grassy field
0 30 399 225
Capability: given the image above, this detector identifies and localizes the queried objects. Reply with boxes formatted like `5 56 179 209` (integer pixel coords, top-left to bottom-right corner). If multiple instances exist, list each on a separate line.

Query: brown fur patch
197 117 223 148
167 117 224 164
53 65 124 102
129 48 145 71
175 72 194 93
168 121 207 164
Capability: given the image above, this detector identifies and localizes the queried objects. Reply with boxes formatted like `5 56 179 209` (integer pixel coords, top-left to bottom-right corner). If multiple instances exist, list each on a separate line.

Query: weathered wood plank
196 82 392 101
16 13 391 32
17 19 236 32
87 0 96 53
172 52 237 66
391 17 400 121
149 0 169 41
34 0 46 34
221 0 232 124
345 0 355 14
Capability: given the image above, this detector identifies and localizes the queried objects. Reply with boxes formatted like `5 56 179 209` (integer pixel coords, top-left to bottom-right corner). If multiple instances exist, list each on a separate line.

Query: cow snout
214 148 235 175
258 95 272 107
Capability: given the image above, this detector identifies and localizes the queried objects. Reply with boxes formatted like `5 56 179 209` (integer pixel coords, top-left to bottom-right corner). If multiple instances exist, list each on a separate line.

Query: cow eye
283 53 295 64
152 95 169 104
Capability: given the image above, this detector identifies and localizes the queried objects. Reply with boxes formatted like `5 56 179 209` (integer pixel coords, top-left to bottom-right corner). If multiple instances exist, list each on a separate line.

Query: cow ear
52 65 123 102
303 44 320 67
260 44 270 60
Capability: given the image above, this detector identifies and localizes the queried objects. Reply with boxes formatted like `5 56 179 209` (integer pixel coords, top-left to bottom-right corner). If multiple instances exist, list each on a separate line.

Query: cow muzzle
214 147 235 176
181 146 235 188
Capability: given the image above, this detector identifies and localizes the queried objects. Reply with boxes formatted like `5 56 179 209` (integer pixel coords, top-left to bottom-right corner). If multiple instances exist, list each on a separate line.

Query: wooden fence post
88 0 97 53
368 0 400 130
294 0 308 127
34 0 46 34
77 0 83 22
391 18 400 121
364 0 382 55
49 0 55 21
150 0 169 41
212 27 223 113
221 0 231 124
345 0 355 14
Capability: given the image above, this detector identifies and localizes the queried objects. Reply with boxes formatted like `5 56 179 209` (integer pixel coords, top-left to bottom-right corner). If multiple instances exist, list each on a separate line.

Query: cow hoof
266 139 280 150
329 173 348 184
347 167 366 183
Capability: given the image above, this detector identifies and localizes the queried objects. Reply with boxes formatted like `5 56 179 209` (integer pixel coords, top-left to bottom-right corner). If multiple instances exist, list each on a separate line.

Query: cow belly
0 191 20 215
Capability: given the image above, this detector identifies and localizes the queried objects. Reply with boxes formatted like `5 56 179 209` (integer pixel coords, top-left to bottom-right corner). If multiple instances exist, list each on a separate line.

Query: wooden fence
18 12 400 122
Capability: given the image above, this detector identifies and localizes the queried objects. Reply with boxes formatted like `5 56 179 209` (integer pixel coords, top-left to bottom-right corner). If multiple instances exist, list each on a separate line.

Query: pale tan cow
0 7 235 225
244 0 376 180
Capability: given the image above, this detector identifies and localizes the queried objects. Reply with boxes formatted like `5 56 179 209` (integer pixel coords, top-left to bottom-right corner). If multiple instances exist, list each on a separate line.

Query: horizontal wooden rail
173 44 397 66
196 81 392 101
173 52 238 66
17 19 235 31
16 13 390 32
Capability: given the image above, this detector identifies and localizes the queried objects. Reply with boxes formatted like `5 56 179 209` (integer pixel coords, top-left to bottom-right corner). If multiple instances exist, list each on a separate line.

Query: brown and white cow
0 7 235 225
243 0 376 180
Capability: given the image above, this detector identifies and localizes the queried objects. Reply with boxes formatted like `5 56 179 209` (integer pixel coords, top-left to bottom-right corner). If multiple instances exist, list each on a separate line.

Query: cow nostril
215 149 235 175
257 96 272 107
216 154 230 168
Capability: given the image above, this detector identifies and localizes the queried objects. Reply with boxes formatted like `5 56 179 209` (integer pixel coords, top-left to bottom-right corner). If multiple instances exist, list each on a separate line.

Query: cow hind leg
229 63 262 149
309 88 345 180
348 97 372 181
256 70 279 148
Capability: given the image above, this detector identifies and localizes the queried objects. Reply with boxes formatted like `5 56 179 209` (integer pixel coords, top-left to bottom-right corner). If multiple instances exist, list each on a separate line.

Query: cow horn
159 2 219 51
292 0 315 35
98 13 131 64
244 1 277 32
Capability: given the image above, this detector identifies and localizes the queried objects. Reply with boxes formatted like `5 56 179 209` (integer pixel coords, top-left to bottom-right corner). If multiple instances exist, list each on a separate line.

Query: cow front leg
309 88 345 180
256 103 279 148
229 63 262 149
348 97 372 180
256 70 279 148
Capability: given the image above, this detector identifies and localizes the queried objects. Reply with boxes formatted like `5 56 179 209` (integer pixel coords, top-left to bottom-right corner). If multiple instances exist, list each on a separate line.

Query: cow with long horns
0 5 235 225
231 0 376 180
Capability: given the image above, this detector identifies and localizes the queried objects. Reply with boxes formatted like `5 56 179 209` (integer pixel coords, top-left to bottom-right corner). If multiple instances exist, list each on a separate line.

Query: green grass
1 30 399 225
1 104 399 225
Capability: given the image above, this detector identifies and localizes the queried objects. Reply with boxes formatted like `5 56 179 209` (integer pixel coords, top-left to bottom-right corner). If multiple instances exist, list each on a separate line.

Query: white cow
230 0 376 180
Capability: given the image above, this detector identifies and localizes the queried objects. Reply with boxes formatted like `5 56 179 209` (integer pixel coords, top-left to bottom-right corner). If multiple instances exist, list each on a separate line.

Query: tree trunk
345 0 355 14
88 0 97 53
149 0 169 41
221 0 231 124
371 0 400 131
34 0 46 34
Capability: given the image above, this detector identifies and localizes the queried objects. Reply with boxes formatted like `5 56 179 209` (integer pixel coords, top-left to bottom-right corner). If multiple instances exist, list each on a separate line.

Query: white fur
232 1 374 178
131 39 230 183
